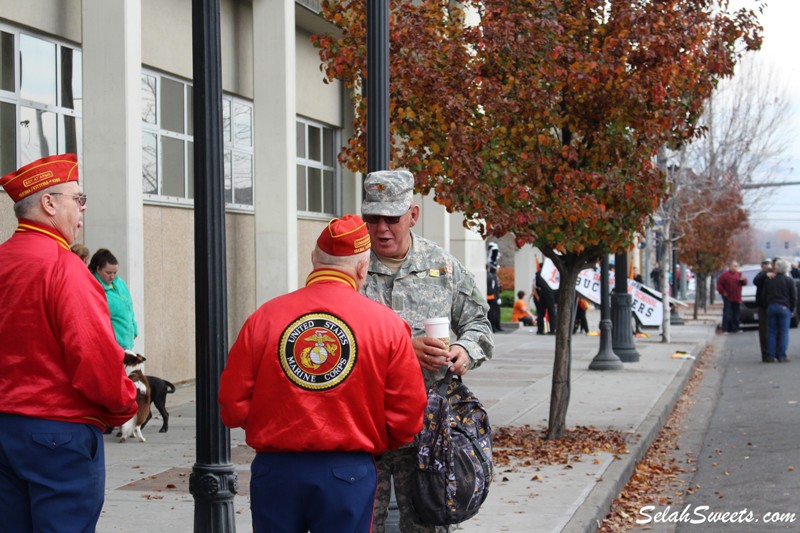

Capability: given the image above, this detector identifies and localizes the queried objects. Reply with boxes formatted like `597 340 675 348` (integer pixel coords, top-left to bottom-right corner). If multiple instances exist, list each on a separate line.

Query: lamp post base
611 292 641 363
589 319 624 370
190 463 238 533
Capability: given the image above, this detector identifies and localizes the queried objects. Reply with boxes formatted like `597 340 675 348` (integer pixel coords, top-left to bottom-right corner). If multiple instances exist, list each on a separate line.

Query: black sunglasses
363 212 407 225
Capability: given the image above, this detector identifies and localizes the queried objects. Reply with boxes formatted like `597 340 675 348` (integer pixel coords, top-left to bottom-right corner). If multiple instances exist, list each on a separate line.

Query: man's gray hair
313 247 370 269
13 190 45 218
775 258 790 275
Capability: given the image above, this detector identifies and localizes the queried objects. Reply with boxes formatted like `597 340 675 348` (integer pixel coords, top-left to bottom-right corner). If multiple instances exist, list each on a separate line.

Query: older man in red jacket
716 260 747 334
219 215 427 532
0 154 138 532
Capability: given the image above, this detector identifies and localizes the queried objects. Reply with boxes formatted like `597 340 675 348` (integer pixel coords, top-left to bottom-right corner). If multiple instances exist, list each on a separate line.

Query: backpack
411 373 493 525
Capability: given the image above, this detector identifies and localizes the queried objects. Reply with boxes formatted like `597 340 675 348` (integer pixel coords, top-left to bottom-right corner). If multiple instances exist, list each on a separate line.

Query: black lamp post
190 0 236 531
611 252 640 362
367 0 390 173
589 255 624 370
367 1 397 530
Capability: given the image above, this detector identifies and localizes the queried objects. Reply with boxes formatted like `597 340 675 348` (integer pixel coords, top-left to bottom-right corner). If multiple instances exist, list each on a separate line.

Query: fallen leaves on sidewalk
492 425 629 468
598 345 714 532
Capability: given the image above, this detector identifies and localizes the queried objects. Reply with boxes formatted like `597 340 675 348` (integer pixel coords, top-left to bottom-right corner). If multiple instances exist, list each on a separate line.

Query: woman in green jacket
89 248 138 350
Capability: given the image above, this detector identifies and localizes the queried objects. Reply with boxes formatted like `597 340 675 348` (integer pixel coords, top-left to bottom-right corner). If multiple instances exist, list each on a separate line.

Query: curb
562 324 717 532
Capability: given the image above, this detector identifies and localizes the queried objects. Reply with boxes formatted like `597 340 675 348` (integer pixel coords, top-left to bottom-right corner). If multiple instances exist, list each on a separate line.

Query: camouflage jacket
362 232 494 387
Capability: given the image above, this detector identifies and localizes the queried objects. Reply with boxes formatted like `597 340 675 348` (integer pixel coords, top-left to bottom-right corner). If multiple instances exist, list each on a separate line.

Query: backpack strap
438 370 460 397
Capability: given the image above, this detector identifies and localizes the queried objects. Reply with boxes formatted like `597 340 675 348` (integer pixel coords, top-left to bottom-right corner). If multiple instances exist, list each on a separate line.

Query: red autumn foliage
313 0 763 438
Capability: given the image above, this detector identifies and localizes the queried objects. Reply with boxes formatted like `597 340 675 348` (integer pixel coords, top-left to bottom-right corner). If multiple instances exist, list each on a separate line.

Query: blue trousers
721 297 741 333
767 303 791 361
0 414 105 533
251 451 376 532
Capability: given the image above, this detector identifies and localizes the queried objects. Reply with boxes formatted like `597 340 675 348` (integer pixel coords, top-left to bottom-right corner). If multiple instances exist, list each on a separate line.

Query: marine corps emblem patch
279 313 357 391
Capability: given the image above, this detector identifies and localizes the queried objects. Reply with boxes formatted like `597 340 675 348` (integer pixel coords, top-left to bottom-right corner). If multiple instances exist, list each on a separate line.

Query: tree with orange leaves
677 172 749 318
313 0 763 439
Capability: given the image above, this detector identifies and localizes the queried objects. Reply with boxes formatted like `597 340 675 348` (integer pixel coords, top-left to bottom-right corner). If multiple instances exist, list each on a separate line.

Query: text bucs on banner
279 313 357 391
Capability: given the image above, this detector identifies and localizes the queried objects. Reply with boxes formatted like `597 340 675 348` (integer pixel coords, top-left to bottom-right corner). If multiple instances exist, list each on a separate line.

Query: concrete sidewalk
96 309 717 533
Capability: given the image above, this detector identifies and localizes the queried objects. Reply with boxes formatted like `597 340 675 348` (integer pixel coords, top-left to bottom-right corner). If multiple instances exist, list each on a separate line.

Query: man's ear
408 204 420 228
357 256 369 280
41 193 57 216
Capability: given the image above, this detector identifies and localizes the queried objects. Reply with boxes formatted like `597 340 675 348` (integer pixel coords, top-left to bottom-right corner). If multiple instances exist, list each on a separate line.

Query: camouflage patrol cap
362 170 414 217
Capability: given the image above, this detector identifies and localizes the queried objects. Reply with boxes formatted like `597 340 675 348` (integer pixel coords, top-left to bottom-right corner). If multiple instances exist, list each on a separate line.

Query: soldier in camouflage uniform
361 169 494 533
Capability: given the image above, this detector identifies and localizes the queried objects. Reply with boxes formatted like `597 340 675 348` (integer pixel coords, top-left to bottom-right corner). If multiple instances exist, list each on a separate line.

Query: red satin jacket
219 268 427 454
0 219 138 429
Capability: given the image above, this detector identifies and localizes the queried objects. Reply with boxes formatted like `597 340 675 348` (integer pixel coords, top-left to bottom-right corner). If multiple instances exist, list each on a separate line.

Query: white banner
540 258 664 327
626 279 663 327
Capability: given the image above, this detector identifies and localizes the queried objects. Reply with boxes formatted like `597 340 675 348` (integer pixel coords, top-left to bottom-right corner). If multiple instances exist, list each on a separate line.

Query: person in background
359 169 493 533
650 262 662 292
753 258 773 362
763 258 797 363
0 154 137 532
790 261 800 280
486 247 503 332
71 242 90 266
512 290 536 327
532 263 557 335
574 296 590 335
716 260 746 334
219 215 427 532
89 248 138 350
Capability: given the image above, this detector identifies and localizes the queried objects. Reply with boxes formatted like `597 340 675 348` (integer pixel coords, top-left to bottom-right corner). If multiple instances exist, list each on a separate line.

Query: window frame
0 24 83 178
295 115 341 219
141 69 254 212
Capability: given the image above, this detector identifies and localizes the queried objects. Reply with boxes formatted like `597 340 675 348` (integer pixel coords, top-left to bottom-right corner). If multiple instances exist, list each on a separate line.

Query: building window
296 0 322 14
296 117 339 217
0 26 82 178
141 70 253 209
223 99 253 206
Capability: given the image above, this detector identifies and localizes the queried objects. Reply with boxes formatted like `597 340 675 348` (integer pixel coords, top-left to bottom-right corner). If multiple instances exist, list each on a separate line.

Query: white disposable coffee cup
424 317 450 348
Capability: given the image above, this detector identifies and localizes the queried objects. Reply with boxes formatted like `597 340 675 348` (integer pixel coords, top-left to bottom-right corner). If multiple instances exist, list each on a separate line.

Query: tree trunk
710 275 717 305
700 274 707 312
660 221 672 343
546 260 582 440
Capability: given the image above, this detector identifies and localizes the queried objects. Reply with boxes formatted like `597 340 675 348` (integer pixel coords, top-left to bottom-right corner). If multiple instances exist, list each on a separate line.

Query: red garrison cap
0 153 79 203
317 215 371 256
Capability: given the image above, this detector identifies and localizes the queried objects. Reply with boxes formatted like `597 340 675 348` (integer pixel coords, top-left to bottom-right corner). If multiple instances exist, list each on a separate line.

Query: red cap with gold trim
0 153 79 203
317 215 371 256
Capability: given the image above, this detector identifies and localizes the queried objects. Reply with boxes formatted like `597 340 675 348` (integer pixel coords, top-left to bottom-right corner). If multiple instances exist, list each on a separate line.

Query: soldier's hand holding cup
415 318 469 375
413 317 452 372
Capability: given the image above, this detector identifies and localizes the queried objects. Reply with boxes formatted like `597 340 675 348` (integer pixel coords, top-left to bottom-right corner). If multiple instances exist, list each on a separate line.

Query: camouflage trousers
372 447 449 533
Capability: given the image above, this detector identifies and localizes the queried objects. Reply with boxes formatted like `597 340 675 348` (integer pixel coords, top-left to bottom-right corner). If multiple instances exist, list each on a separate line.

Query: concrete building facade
0 0 487 383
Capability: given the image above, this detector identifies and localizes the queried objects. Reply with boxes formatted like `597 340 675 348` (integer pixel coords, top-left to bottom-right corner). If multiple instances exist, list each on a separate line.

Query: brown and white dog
120 351 151 443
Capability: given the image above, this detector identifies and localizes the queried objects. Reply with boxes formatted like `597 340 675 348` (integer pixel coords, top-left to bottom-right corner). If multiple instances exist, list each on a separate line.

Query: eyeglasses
363 212 407 225
50 193 88 207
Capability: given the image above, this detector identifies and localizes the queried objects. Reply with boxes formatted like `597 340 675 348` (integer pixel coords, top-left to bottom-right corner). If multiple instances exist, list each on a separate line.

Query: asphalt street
634 326 800 533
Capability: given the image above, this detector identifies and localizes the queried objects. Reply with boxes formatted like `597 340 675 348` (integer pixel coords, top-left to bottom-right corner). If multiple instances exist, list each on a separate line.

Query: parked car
739 264 800 328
